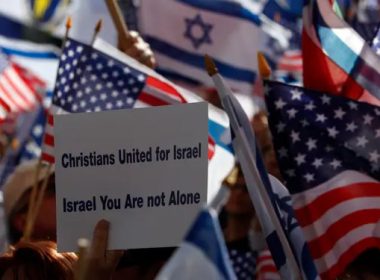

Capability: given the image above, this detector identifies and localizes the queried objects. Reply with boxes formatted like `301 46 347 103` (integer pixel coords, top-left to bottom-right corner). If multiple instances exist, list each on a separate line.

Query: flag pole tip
95 19 103 33
204 54 218 76
257 52 271 79
65 16 72 29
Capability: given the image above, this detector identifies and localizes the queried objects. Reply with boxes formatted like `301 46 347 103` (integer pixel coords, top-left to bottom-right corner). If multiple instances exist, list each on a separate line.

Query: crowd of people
0 0 380 279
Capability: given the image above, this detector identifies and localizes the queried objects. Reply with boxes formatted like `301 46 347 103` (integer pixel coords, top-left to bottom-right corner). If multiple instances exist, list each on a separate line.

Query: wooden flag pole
105 0 130 49
91 19 103 46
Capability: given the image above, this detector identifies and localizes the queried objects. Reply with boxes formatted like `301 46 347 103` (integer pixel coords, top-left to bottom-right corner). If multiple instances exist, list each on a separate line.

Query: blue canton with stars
53 39 146 113
184 14 213 49
265 81 380 194
228 247 257 280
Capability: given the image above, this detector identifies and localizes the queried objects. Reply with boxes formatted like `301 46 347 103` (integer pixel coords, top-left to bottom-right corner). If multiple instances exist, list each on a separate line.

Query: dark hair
342 249 380 279
0 241 77 280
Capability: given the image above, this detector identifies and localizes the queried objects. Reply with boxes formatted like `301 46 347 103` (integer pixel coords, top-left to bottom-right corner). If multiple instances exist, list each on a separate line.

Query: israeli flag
270 175 320 280
139 0 290 95
156 208 236 280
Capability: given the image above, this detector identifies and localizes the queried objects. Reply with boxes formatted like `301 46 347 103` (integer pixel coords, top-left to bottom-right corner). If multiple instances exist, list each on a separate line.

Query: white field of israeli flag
139 0 289 96
156 208 236 280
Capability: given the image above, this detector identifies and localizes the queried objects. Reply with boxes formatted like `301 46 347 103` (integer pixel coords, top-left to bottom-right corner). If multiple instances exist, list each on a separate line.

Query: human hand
118 31 156 69
74 219 123 280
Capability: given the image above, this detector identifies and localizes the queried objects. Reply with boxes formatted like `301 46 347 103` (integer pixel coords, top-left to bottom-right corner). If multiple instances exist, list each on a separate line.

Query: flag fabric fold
264 80 380 279
302 0 380 105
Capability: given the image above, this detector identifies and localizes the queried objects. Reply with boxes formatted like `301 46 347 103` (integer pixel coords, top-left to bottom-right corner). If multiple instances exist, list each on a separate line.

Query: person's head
223 165 255 217
3 160 56 244
0 240 77 280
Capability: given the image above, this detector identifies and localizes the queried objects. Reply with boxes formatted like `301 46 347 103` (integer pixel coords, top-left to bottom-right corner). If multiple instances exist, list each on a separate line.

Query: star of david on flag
184 14 213 49
139 0 291 97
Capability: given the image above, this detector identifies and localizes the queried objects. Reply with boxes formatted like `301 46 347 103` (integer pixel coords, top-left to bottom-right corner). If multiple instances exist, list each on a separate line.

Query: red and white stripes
276 49 303 74
256 249 281 280
0 63 43 114
292 170 380 279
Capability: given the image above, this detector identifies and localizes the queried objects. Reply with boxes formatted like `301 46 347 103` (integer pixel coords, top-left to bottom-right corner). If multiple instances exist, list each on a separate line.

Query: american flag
276 49 302 74
42 38 219 163
265 80 380 279
274 49 303 85
0 50 44 116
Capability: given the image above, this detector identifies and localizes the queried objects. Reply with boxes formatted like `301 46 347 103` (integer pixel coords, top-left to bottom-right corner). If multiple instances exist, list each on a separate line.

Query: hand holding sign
74 220 123 280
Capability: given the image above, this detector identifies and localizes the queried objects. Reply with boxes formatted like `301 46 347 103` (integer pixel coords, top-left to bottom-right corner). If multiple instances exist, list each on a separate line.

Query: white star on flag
316 113 327 123
334 108 346 119
363 114 374 125
306 138 317 151
295 153 306 165
291 130 300 143
275 98 287 109
356 136 369 147
346 122 358 132
287 108 297 119
290 89 302 100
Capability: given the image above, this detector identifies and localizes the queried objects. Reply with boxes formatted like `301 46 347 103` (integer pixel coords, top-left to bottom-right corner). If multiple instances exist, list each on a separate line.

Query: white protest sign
54 102 208 251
